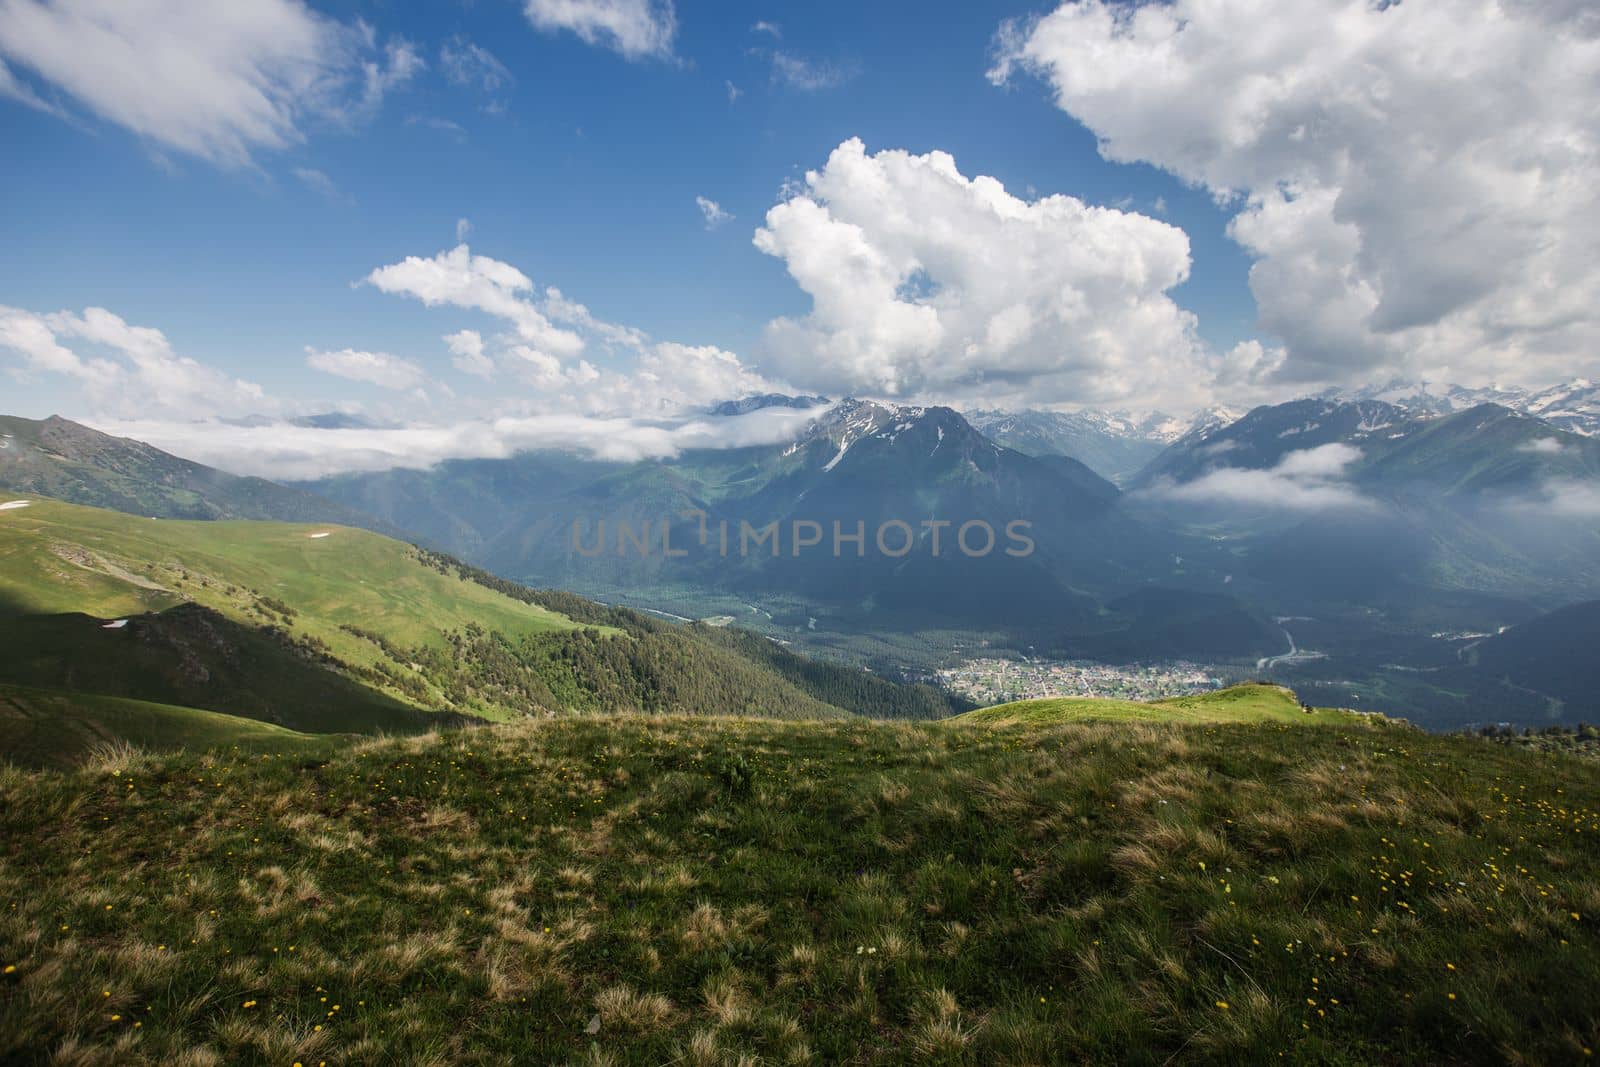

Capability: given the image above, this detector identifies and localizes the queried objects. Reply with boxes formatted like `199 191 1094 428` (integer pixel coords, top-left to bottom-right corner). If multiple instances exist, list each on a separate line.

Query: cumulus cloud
364 242 782 415
305 347 426 391
0 304 265 415
90 404 828 480
752 138 1207 409
696 196 731 229
1144 443 1370 512
1518 437 1568 455
523 0 675 61
365 243 585 361
991 0 1600 392
0 0 421 167
444 329 494 379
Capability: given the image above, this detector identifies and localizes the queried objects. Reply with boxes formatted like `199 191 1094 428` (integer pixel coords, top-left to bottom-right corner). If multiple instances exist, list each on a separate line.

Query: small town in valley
938 656 1225 706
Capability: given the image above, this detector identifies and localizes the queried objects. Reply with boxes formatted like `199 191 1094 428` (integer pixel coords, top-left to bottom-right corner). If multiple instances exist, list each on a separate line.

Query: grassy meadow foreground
3 709 1599 1065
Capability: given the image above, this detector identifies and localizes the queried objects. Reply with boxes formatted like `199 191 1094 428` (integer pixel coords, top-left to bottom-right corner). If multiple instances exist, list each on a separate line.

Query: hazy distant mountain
967 406 1242 484
479 399 1165 627
298 451 621 558
1133 399 1600 602
0 414 389 529
1134 399 1600 495
292 400 1271 648
709 394 830 416
1132 398 1415 488
287 411 394 430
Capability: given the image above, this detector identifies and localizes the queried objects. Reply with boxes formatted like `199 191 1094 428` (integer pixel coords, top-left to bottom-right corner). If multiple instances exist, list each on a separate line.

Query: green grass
2 712 1597 1064
0 609 453 761
0 683 332 772
0 497 594 745
0 497 578 672
957 683 1363 727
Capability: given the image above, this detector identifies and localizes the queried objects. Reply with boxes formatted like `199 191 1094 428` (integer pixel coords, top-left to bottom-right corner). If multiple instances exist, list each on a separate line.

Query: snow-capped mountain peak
1330 379 1600 436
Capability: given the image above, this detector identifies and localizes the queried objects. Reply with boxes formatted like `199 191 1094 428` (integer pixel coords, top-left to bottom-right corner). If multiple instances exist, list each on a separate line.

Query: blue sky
0 1 1253 416
1 0 1594 476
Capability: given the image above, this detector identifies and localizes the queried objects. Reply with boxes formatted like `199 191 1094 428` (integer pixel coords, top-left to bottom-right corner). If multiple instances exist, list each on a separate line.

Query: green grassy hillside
0 497 584 753
0 498 917 766
0 415 388 529
957 683 1362 727
0 497 576 658
0 683 331 771
1 712 1596 1064
0 608 446 739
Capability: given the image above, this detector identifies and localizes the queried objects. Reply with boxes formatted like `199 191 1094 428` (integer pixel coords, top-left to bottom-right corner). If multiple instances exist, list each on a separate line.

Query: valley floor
2 714 1598 1064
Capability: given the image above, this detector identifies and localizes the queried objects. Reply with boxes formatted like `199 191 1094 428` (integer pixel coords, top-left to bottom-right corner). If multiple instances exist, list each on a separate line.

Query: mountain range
966 405 1241 484
0 413 389 530
7 379 1600 728
1331 378 1600 436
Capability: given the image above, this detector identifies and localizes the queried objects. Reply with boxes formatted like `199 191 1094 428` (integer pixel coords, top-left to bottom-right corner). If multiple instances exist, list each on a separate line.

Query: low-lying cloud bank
1138 443 1371 512
1514 478 1600 520
90 404 832 482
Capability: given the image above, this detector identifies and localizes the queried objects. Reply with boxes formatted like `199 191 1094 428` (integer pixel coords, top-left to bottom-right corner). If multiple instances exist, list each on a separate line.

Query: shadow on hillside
0 589 28 619
0 606 457 737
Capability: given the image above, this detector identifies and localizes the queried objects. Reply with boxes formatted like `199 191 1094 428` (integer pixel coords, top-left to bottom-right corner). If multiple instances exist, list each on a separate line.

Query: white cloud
1214 340 1289 404
768 52 851 91
444 329 494 379
523 0 676 61
0 53 62 115
406 114 466 139
991 0 1600 393
440 35 512 94
752 138 1207 409
1534 479 1600 518
305 347 425 391
0 304 265 415
1518 437 1568 455
0 0 421 167
541 288 647 349
355 38 422 117
696 196 732 229
292 166 341 200
751 21 781 39
364 242 782 416
1143 443 1370 512
90 404 829 480
724 79 741 103
580 342 771 415
365 243 586 361
455 217 472 242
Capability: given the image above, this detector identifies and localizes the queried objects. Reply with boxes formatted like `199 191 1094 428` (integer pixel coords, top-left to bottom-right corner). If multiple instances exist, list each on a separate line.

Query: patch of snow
0 500 32 510
822 441 850 472
102 619 128 630
308 531 332 539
